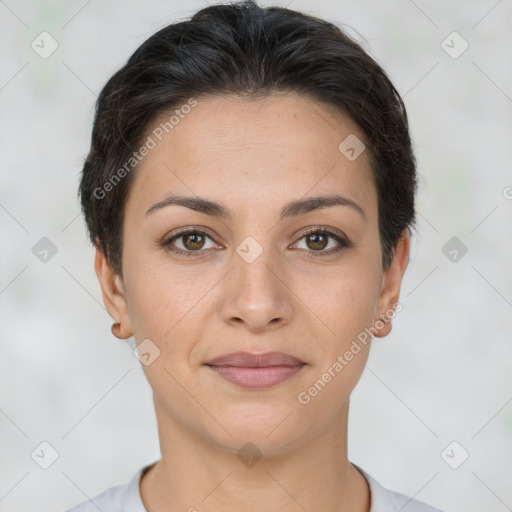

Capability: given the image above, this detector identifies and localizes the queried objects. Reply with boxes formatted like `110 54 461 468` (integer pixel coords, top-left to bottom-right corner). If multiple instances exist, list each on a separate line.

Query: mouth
204 351 306 389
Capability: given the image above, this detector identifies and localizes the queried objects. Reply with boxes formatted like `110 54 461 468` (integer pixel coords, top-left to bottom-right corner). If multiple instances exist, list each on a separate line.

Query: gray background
1 1 511 511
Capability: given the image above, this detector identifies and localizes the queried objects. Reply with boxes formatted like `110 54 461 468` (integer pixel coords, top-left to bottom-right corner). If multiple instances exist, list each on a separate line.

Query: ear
94 247 133 338
373 230 410 338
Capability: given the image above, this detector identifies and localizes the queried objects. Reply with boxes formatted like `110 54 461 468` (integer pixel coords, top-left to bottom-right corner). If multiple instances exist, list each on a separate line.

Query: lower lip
206 364 305 389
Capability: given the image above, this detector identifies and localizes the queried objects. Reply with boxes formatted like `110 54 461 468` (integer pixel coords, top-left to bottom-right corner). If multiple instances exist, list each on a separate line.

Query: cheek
122 240 179 337
124 271 173 340
122 244 218 358
293 268 378 416
299 258 382 345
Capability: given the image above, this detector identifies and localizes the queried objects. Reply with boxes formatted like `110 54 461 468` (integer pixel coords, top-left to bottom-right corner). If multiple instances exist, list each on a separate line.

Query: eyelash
161 226 352 259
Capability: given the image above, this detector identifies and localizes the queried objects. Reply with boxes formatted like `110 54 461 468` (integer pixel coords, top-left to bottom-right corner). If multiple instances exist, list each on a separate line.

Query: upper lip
205 351 305 367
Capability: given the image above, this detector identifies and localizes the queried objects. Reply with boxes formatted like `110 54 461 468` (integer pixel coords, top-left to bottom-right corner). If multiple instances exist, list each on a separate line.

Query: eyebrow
145 193 366 221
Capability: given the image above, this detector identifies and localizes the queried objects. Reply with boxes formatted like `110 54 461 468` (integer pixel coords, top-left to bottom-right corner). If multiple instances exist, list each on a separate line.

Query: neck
140 395 370 512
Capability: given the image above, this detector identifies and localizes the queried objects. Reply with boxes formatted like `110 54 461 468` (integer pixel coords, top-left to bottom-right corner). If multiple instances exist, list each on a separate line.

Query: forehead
126 93 376 221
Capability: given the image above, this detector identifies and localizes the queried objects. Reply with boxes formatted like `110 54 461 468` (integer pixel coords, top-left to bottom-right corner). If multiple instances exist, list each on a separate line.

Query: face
96 92 409 455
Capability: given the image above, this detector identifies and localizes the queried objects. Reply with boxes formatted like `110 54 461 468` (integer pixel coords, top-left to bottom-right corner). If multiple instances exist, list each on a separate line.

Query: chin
201 401 310 455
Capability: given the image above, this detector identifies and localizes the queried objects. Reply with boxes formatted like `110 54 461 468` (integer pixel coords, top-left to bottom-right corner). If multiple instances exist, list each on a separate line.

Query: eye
162 229 219 257
162 226 352 259
291 227 351 257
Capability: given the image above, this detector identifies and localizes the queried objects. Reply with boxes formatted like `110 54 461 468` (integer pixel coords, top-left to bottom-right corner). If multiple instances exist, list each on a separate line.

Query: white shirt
65 462 444 512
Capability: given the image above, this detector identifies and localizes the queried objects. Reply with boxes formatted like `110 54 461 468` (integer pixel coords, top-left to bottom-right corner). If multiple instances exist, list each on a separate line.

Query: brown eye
162 229 218 257
305 232 329 251
182 233 206 250
292 228 351 257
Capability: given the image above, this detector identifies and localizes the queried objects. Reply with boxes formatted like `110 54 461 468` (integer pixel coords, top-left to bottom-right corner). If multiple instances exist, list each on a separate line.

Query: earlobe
94 248 133 338
373 230 410 338
111 322 133 339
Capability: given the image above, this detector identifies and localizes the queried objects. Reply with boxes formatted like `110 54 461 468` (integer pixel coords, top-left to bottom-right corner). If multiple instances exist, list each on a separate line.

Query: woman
67 1 443 510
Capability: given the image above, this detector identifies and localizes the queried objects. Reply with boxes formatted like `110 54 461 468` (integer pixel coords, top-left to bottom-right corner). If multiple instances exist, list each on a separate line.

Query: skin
95 92 410 512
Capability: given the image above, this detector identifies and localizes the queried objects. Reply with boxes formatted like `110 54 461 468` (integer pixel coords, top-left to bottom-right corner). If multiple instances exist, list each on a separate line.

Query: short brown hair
79 0 417 276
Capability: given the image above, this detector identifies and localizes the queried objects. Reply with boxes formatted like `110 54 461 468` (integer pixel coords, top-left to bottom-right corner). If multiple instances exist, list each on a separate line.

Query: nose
219 243 294 333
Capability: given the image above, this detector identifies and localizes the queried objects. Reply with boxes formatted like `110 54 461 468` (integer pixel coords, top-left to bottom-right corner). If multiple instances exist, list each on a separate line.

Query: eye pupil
184 233 205 250
307 233 328 250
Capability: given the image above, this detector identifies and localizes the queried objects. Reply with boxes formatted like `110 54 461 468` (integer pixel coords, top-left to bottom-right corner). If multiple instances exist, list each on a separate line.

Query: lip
205 351 306 389
205 351 305 367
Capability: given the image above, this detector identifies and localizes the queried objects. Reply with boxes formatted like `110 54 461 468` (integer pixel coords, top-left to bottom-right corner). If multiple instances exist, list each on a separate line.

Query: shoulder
63 482 125 512
64 462 445 512
63 464 151 512
355 465 445 512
